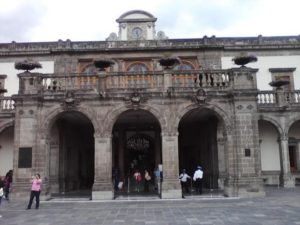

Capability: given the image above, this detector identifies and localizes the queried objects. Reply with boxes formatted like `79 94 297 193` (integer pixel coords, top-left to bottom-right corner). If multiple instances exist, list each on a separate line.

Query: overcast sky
0 0 299 43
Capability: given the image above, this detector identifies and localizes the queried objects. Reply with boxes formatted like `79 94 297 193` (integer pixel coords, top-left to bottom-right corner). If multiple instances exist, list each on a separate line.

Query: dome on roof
116 10 157 23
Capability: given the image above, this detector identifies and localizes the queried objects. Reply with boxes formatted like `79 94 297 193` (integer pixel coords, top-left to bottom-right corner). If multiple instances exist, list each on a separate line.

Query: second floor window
127 63 148 72
82 64 98 75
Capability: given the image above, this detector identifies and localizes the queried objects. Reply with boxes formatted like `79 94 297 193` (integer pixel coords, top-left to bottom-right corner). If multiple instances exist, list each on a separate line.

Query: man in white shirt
179 169 191 195
193 166 203 194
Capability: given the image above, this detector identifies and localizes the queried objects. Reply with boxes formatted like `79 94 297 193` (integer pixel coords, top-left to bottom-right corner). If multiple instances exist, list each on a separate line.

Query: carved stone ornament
124 91 147 109
106 32 118 41
247 104 254 110
62 91 78 109
131 92 141 104
237 105 243 110
192 89 207 104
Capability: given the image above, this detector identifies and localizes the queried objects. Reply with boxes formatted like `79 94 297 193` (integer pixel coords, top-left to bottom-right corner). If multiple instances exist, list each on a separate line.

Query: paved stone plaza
0 187 299 225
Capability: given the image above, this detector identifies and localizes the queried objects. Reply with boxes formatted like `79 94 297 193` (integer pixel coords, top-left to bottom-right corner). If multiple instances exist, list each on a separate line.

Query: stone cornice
269 67 296 73
0 35 299 56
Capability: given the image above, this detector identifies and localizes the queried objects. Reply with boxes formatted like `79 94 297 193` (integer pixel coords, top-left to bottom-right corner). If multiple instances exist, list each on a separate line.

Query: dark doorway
289 145 297 172
112 109 161 197
50 111 94 198
178 108 220 194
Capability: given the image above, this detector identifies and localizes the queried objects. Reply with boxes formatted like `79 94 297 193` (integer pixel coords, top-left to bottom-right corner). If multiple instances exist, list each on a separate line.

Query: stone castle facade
0 10 299 200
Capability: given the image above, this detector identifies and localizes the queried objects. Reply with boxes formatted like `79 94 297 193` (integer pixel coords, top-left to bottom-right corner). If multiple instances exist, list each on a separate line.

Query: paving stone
0 187 299 225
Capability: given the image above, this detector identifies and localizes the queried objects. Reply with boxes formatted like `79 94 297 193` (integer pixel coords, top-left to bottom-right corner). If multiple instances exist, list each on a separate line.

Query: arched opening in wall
112 109 161 197
288 120 300 184
0 125 14 177
178 108 226 195
49 111 94 198
258 120 281 186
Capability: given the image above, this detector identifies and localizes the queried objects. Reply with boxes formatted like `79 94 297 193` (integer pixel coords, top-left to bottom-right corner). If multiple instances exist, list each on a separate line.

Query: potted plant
269 80 290 89
159 57 180 69
15 59 42 71
232 55 257 67
94 59 114 71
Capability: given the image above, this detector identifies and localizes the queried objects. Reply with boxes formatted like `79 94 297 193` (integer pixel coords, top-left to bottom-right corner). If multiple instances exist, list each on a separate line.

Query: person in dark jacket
4 170 13 200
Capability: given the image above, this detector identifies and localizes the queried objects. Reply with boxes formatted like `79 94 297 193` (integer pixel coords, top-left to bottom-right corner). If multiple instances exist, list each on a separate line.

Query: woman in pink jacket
26 174 42 209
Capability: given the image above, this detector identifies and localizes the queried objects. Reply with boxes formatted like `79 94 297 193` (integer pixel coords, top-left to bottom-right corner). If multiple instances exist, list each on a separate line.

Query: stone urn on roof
94 59 115 72
159 57 180 69
14 59 42 72
232 54 257 67
269 80 290 90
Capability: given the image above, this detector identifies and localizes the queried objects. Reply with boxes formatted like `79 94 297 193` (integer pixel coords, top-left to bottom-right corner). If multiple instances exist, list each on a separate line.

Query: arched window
127 63 148 72
82 64 98 75
174 62 194 70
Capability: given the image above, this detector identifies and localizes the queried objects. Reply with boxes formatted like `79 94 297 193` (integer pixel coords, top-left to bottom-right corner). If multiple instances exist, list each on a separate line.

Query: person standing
0 177 4 206
4 170 13 200
112 167 120 191
144 169 151 192
26 174 42 210
193 166 203 194
0 177 4 218
179 169 191 195
154 167 160 193
133 170 142 192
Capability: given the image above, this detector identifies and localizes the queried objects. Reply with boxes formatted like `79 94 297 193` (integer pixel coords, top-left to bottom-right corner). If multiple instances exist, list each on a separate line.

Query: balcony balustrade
0 97 15 112
257 91 276 104
18 69 233 95
257 90 300 109
285 91 300 104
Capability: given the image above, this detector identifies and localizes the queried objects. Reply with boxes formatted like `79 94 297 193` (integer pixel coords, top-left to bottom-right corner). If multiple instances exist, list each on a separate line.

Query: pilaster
92 133 113 200
161 132 181 199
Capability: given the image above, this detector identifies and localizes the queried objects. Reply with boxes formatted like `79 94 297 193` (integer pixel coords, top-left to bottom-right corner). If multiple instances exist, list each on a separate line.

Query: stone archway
0 123 14 176
47 110 95 197
111 109 162 196
258 119 282 185
178 106 227 194
287 120 300 174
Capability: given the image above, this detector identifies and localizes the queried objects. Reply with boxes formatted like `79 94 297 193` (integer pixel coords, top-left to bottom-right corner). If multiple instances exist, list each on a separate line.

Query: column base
283 174 295 188
92 191 113 200
92 180 113 200
224 177 265 198
161 179 182 199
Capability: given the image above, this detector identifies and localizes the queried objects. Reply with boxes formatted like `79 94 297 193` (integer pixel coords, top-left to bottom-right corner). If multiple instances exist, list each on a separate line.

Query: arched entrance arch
287 119 300 174
46 110 95 197
177 105 228 195
111 108 162 197
0 121 14 176
258 119 282 185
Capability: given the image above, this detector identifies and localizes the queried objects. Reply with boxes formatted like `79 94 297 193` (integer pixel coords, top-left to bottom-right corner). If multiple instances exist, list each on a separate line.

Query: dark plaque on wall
18 147 32 168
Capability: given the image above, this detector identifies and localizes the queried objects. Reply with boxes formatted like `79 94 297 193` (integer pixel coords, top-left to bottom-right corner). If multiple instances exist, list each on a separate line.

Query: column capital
94 131 112 139
278 133 289 142
161 132 179 137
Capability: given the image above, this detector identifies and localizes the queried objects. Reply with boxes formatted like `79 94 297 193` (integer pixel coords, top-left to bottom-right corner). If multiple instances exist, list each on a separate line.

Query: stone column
161 132 181 199
154 130 161 166
279 135 295 187
217 137 226 190
118 130 124 178
92 133 113 200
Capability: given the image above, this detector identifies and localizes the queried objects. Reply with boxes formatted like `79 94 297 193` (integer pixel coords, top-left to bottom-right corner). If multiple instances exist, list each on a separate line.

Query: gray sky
0 0 299 43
